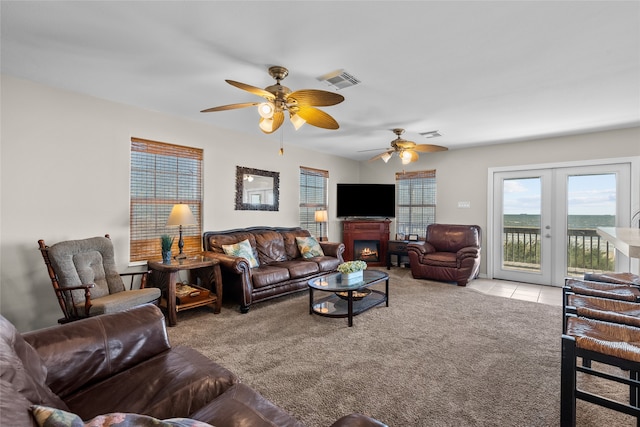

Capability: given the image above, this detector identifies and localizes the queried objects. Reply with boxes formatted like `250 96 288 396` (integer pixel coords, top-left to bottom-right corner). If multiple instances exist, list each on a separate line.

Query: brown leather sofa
407 224 481 286
203 227 345 313
1 304 385 427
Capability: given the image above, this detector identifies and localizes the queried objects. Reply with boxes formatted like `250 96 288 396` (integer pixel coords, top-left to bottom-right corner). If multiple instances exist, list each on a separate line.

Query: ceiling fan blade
358 147 392 153
271 111 284 132
368 150 394 162
288 89 345 107
200 102 259 113
226 80 275 100
412 144 448 153
259 111 285 134
295 106 339 130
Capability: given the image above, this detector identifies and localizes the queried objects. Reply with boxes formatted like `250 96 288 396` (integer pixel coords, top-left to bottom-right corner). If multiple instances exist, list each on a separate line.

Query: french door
491 162 631 286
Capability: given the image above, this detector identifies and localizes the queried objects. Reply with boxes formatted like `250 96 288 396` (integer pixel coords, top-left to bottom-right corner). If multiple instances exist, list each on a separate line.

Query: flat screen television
336 183 395 218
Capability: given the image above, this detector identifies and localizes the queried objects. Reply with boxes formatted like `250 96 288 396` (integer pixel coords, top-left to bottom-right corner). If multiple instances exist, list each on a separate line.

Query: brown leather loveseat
203 226 345 313
0 304 385 427
407 223 481 286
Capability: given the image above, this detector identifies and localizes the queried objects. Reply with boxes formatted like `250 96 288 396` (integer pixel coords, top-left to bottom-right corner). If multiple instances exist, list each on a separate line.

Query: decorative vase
162 250 172 264
341 270 363 282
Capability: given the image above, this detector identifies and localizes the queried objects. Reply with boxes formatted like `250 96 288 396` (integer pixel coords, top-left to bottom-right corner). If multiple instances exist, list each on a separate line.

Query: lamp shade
314 210 328 222
166 204 196 226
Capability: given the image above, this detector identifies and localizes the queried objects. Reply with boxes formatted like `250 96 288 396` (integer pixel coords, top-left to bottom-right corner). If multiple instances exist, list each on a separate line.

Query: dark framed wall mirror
235 166 280 211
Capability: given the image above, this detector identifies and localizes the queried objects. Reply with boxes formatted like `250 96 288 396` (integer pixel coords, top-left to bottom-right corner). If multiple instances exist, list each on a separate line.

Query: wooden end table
387 240 410 269
147 256 222 326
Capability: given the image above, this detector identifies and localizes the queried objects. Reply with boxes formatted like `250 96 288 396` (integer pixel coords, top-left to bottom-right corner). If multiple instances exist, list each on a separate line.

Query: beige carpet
167 268 636 426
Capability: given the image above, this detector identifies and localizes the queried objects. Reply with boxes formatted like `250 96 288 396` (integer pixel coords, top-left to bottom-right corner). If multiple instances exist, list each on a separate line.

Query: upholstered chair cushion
45 236 160 316
47 236 125 302
253 230 287 265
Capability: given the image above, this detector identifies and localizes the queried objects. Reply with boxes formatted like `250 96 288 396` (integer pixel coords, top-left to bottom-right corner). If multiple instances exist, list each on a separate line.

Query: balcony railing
503 226 615 275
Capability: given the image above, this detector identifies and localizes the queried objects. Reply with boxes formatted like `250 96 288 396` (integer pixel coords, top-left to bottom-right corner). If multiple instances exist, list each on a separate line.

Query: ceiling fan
201 66 345 134
368 128 448 164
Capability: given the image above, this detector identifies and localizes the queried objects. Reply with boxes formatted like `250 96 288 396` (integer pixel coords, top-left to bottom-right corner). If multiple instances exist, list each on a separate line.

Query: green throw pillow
222 239 259 268
30 405 214 427
295 236 324 258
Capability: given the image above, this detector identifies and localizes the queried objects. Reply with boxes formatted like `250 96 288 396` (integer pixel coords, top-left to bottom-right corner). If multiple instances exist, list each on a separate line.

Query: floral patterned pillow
295 236 324 259
221 239 259 268
30 405 215 427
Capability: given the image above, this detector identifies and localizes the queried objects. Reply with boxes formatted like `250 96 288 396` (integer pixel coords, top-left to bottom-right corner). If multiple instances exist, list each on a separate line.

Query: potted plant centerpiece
337 260 367 282
161 234 174 263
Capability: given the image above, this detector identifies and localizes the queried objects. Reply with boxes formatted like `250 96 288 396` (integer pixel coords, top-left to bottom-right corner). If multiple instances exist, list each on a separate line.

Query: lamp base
174 253 188 260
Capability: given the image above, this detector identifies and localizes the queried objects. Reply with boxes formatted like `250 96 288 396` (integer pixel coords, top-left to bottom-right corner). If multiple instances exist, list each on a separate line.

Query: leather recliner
407 224 481 286
0 304 386 427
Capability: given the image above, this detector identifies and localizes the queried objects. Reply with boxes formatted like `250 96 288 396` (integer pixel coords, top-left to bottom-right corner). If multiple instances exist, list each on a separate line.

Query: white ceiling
2 1 639 161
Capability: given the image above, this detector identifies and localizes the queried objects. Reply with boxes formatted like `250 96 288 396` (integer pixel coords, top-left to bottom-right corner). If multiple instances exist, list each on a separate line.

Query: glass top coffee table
308 269 389 327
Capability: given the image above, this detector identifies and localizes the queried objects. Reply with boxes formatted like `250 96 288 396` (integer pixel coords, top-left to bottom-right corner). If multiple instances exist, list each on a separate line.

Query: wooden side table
147 256 222 326
387 240 422 270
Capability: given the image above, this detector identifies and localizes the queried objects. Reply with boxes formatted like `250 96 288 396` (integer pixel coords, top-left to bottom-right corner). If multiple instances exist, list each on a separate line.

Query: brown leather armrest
319 241 345 260
457 247 480 259
407 242 434 255
24 304 169 398
203 251 250 274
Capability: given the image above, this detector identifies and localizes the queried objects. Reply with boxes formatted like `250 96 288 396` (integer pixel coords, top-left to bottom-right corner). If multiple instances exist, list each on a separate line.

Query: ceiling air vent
419 130 442 139
317 69 361 90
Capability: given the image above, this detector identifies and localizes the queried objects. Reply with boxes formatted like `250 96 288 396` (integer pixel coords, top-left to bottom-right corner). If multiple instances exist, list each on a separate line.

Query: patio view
503 214 616 276
502 173 617 277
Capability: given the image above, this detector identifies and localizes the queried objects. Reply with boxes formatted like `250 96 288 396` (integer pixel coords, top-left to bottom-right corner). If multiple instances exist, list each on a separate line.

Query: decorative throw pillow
222 239 259 268
295 236 324 259
30 405 215 427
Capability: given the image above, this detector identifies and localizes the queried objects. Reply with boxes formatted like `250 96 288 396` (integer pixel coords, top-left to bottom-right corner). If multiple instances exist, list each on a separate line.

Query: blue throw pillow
222 239 259 268
295 236 324 258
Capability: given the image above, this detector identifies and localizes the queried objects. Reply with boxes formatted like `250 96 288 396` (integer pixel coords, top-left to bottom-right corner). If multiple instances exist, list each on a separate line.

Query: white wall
0 75 360 331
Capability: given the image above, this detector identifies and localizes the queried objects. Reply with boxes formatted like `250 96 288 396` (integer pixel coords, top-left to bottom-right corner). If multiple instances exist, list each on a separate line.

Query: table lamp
314 210 328 241
167 204 196 259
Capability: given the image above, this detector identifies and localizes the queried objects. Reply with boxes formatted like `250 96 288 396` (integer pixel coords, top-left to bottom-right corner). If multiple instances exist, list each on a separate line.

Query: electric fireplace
342 219 390 267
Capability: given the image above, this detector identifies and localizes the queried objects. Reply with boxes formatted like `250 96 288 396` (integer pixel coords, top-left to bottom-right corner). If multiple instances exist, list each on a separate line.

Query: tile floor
467 278 563 306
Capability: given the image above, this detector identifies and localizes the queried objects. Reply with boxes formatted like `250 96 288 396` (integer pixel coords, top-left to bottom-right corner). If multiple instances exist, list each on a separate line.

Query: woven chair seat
566 294 640 327
565 316 640 362
584 272 640 286
565 279 640 302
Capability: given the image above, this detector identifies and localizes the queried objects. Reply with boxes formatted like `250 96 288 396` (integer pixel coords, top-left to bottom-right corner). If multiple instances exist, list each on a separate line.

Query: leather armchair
407 224 481 286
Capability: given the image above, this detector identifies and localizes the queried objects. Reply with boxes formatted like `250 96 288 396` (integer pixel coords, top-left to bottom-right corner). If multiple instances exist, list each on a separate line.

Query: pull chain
279 126 284 156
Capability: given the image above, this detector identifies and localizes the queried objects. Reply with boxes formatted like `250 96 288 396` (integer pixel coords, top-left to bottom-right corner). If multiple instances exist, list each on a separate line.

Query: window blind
395 170 436 238
130 138 203 262
299 166 329 237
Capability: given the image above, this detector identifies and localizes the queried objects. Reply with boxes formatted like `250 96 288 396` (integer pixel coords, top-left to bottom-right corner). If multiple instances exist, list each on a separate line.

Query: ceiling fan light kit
368 128 448 165
202 66 344 134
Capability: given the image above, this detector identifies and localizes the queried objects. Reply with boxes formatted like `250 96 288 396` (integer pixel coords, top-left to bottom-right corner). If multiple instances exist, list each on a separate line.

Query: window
396 170 436 238
130 138 203 263
299 166 328 237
